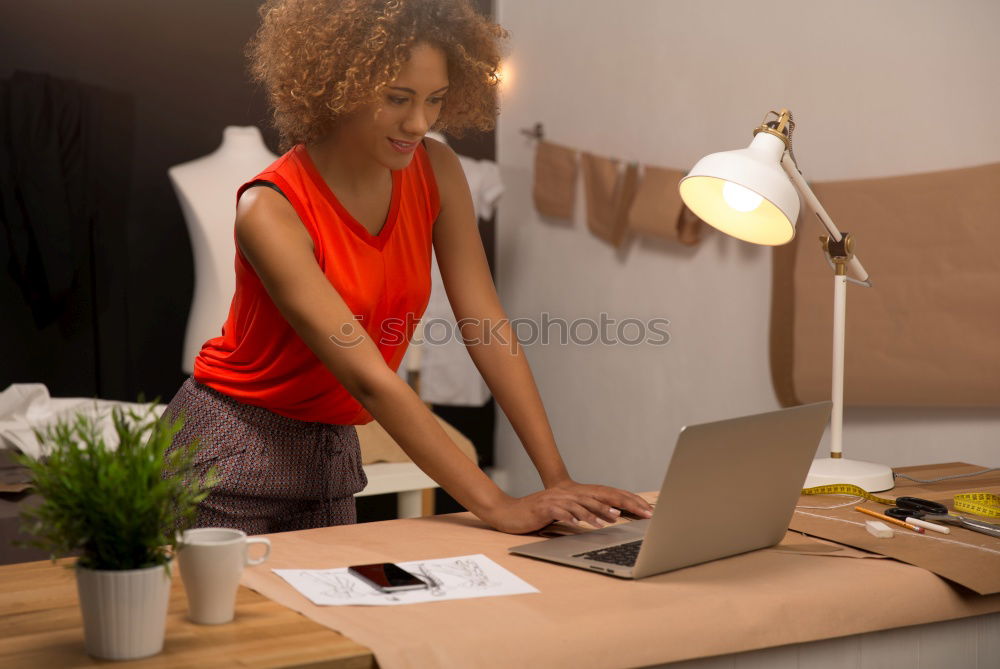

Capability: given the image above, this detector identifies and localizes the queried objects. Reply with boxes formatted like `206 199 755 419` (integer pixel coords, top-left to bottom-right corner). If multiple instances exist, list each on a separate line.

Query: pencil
854 506 925 533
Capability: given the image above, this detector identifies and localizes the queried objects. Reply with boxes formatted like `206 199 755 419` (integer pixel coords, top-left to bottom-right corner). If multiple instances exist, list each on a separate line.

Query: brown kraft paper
790 462 1000 595
532 140 577 219
771 162 1000 407
579 152 637 248
241 486 1000 669
678 204 705 245
628 164 691 244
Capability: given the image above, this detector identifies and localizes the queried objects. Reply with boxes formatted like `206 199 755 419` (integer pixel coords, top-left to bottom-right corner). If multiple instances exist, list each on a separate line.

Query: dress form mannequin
168 126 278 374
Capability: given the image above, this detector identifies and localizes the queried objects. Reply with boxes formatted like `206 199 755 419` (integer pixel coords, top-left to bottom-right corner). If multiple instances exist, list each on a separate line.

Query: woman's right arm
234 188 621 534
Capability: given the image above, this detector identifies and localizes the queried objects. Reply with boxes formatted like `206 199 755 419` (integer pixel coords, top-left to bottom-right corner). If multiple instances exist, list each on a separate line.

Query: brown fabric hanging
771 162 1000 407
627 165 690 243
532 140 577 219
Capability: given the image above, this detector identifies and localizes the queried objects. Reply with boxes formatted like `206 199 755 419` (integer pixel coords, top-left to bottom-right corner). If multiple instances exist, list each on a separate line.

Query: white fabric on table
0 384 163 458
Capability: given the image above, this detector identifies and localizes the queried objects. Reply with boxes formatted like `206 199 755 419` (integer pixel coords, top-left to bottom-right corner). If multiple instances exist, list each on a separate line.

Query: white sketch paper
273 554 538 606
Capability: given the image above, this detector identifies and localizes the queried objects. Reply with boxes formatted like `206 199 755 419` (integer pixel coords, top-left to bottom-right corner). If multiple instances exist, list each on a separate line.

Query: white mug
178 528 271 625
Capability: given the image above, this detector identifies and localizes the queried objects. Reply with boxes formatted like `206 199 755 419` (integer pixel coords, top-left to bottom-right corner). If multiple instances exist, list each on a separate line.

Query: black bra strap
241 179 287 201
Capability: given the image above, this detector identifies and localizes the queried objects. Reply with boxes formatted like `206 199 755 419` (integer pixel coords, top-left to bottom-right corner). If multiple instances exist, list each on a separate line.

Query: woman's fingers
570 494 623 525
490 484 654 535
560 500 604 528
545 489 625 528
533 492 601 529
586 486 653 518
552 480 653 518
556 483 653 520
546 505 580 527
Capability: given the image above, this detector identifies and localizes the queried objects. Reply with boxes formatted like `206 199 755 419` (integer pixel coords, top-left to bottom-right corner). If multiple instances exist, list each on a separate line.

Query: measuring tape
801 484 1000 518
954 493 1000 518
800 484 896 506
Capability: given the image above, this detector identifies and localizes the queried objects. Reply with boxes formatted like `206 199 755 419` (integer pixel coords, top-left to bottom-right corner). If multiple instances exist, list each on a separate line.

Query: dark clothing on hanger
0 71 94 328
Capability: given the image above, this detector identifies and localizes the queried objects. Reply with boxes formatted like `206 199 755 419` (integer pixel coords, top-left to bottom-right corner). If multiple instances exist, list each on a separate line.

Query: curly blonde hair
248 0 508 150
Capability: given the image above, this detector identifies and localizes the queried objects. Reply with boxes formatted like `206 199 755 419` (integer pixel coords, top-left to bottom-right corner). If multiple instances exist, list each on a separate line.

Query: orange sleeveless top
193 143 439 424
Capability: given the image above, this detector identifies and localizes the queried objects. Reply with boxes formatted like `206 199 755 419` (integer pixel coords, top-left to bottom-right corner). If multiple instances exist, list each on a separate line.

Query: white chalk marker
906 517 951 534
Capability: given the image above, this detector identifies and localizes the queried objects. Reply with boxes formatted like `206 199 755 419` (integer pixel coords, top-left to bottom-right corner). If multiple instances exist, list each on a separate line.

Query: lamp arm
780 153 872 287
780 153 868 459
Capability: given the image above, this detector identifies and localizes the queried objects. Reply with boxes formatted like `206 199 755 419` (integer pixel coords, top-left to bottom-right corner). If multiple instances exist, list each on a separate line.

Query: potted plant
16 405 215 660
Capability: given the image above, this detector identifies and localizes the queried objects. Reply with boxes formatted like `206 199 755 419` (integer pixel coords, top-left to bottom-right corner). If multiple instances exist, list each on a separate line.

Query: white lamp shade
679 132 799 246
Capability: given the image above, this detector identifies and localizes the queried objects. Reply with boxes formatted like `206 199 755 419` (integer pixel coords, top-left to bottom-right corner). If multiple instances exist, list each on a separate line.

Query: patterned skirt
163 377 367 535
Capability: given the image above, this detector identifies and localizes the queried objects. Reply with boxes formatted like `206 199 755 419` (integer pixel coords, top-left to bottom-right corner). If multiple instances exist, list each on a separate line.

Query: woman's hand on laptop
550 480 654 524
484 480 653 534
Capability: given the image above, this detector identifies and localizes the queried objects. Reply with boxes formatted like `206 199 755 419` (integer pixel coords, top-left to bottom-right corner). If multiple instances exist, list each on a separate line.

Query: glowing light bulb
722 181 764 212
496 60 511 91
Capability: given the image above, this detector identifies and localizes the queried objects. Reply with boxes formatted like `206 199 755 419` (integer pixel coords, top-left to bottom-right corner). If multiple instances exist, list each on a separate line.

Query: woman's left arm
424 139 651 515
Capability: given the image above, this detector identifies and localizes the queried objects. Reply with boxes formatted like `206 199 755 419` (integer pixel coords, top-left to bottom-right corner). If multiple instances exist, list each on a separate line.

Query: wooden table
0 559 374 668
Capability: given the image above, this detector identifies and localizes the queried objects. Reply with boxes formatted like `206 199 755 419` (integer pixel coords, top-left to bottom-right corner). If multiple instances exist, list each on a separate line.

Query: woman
166 0 652 535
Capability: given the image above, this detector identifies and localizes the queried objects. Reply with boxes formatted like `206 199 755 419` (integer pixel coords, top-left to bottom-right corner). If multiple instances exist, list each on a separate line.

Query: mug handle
245 537 271 566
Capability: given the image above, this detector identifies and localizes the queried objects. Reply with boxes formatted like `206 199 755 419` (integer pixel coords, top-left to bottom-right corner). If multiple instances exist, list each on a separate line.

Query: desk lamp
678 109 894 492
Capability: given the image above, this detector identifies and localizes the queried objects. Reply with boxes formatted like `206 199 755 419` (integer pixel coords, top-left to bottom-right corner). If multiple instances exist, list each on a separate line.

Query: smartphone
347 562 428 593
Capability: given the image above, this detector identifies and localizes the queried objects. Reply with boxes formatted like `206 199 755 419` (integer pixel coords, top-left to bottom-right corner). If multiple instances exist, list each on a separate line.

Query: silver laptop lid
631 401 831 577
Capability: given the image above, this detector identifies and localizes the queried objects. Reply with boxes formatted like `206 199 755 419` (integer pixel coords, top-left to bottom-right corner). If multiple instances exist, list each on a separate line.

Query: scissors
886 496 1000 539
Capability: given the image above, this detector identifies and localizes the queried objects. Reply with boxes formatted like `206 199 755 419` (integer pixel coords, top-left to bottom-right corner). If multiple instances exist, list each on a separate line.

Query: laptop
508 402 832 579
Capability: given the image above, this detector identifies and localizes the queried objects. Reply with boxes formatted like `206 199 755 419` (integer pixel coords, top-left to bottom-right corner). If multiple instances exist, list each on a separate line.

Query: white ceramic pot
75 561 172 660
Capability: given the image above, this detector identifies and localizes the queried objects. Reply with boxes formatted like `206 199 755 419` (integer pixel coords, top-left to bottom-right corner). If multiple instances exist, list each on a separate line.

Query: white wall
492 0 1000 496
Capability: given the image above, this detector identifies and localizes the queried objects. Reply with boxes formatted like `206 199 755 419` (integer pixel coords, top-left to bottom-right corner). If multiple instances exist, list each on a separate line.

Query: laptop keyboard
574 540 643 567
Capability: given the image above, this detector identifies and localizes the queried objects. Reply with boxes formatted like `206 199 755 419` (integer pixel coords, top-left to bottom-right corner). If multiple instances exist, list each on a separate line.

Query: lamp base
803 457 895 492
